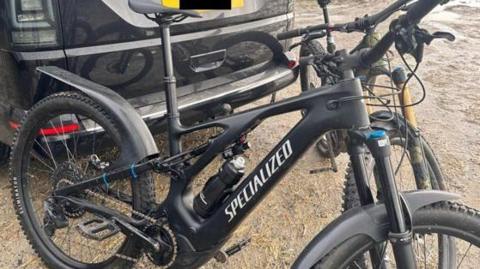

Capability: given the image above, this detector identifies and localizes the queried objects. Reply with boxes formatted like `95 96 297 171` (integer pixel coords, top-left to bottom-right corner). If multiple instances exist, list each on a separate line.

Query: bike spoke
456 243 472 269
39 133 58 169
49 120 75 163
423 235 427 268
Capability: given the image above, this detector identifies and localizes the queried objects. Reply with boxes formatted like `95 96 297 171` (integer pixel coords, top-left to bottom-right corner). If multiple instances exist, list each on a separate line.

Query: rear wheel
10 92 155 268
0 142 10 167
314 202 480 268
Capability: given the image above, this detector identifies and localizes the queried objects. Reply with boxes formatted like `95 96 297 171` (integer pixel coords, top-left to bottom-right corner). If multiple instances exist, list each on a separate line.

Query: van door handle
189 49 226 73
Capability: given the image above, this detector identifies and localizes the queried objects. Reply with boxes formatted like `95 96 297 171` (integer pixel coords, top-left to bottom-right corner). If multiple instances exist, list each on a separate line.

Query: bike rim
343 230 477 269
16 109 138 266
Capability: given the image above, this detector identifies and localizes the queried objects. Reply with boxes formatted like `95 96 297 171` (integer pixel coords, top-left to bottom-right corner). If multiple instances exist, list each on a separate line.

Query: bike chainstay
62 179 178 268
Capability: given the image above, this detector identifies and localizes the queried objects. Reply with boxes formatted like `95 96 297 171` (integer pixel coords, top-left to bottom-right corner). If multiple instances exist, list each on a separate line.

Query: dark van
0 0 296 163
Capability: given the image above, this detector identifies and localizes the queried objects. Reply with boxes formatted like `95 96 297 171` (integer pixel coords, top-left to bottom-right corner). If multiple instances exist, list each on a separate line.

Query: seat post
159 20 182 156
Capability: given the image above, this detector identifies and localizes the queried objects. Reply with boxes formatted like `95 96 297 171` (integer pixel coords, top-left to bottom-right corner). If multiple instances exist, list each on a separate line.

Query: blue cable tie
130 164 138 180
102 173 109 190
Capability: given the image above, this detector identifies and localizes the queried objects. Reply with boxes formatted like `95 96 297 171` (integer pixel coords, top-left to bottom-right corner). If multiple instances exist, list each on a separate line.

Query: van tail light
39 124 80 136
9 121 80 136
9 0 58 47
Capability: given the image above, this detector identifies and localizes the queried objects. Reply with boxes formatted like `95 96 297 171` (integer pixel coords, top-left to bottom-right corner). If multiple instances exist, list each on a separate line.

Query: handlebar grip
277 29 304 40
406 0 443 24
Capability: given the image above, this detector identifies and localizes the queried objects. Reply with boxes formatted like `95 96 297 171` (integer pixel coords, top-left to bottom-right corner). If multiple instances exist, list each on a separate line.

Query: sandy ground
1 0 479 268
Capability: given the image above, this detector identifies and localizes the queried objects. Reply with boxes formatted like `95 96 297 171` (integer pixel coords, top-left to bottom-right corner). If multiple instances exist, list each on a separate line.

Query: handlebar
277 24 328 40
296 0 446 70
359 0 444 67
406 0 444 24
277 0 411 40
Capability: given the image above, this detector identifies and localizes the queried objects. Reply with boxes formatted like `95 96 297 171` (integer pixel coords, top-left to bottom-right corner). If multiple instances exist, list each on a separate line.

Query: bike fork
366 130 417 269
392 67 430 190
348 132 386 268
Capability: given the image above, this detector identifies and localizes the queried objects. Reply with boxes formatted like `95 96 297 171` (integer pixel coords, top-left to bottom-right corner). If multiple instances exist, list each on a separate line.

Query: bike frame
53 18 417 268
158 17 416 266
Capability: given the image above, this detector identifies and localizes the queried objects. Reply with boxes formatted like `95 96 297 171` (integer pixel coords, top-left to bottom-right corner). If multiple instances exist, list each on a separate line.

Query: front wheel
314 202 480 268
342 130 445 210
342 114 447 268
343 112 446 211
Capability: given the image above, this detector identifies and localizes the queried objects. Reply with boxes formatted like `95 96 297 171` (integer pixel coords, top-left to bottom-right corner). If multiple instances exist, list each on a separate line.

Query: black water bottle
194 157 246 217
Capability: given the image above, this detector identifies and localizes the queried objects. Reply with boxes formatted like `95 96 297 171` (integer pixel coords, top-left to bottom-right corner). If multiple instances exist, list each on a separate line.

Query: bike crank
56 179 178 268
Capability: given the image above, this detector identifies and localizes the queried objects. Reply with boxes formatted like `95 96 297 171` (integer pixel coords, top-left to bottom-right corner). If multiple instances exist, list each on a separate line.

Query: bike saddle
128 0 202 18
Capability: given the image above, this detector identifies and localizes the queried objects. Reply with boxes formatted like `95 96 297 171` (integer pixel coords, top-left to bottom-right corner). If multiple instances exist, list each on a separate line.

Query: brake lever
415 28 456 45
397 27 456 63
430 31 456 43
416 29 456 62
289 31 328 51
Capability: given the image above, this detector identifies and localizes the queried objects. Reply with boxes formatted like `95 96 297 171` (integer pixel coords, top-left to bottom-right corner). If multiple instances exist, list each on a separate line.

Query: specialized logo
225 140 293 222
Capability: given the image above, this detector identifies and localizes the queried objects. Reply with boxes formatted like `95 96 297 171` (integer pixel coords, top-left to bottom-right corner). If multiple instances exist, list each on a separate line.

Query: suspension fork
366 130 417 269
347 134 374 206
348 130 388 268
392 67 429 189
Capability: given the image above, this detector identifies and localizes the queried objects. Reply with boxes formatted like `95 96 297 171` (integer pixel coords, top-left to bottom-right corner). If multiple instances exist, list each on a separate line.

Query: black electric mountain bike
10 0 480 268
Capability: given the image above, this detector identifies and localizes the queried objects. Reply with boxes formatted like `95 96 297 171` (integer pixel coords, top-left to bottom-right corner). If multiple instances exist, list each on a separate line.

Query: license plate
162 0 244 9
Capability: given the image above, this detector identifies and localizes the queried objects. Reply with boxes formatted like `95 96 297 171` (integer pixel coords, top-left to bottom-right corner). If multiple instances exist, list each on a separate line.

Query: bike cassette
52 162 87 218
77 218 120 241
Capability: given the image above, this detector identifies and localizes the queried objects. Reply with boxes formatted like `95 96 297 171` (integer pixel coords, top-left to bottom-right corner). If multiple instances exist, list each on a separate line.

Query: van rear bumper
7 61 297 144
130 61 298 130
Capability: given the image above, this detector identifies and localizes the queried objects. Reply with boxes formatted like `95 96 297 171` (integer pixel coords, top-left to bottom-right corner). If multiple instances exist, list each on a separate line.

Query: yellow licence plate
162 0 244 9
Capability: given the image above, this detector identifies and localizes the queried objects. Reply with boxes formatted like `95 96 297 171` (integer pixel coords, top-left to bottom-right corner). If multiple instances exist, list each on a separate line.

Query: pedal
77 218 120 241
225 238 251 256
309 167 336 174
214 238 251 263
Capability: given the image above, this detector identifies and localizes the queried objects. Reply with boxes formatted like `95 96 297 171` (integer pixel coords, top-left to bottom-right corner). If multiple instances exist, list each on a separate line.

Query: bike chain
62 179 178 268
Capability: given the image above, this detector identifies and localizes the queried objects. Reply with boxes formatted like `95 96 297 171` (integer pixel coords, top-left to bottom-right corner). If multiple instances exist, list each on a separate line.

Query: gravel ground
1 0 479 268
